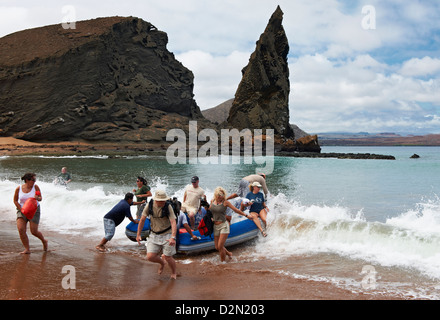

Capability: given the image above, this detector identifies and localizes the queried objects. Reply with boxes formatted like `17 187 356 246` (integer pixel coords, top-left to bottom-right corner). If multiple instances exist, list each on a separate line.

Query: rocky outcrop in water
227 6 293 139
0 17 205 142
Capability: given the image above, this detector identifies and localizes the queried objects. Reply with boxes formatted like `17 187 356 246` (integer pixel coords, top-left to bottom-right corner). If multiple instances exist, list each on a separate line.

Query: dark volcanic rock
227 6 293 138
0 17 204 142
295 135 321 153
276 151 396 160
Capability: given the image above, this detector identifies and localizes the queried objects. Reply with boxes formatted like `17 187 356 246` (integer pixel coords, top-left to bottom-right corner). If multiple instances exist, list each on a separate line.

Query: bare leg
259 209 268 229
95 238 108 252
249 212 266 236
163 255 177 279
147 252 166 275
215 233 230 262
17 218 30 254
188 211 196 230
30 222 48 251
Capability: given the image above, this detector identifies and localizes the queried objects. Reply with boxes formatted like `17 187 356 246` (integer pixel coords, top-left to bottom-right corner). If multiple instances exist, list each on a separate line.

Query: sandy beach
0 137 166 157
0 137 406 303
0 216 403 302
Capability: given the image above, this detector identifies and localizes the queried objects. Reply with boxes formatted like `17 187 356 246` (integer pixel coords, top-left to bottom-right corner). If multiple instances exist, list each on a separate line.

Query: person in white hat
240 181 269 237
227 173 269 200
136 190 178 279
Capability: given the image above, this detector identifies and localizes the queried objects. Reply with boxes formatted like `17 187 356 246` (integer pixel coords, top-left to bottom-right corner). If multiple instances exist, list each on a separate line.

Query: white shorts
146 232 176 256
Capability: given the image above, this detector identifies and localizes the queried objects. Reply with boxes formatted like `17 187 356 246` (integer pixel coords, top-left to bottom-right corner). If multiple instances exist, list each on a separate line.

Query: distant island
318 132 440 146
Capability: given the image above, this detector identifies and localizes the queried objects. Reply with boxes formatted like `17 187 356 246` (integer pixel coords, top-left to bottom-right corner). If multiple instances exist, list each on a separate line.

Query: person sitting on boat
176 211 200 242
227 173 269 200
96 193 138 252
181 176 206 230
210 187 249 262
132 176 152 219
194 199 209 228
241 182 269 237
136 190 178 280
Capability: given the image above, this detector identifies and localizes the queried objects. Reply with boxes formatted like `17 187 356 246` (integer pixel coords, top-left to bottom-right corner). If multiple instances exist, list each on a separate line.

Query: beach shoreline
0 137 397 160
0 137 167 157
0 215 404 301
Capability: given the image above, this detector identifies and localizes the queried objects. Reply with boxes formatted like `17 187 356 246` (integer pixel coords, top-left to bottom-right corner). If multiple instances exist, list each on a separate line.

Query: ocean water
1 146 440 299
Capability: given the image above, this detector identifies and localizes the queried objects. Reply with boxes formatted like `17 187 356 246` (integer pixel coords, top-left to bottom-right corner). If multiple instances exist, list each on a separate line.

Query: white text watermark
166 121 274 175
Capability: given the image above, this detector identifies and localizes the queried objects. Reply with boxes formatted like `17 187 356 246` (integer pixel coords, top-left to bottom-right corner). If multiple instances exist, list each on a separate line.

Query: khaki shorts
146 232 176 257
16 205 41 225
181 204 197 216
214 221 230 237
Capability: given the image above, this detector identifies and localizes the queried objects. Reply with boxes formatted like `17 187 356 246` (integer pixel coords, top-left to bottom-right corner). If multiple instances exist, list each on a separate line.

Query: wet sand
0 217 403 302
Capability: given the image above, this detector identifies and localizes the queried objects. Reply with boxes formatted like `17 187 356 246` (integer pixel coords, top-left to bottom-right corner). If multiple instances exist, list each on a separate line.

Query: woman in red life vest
13 173 48 254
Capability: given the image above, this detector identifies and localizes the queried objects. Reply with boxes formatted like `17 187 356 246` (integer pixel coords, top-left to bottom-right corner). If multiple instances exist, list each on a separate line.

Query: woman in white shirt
13 173 48 254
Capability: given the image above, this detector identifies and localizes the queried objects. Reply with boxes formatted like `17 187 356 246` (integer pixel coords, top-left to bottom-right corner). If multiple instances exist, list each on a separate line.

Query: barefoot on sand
95 245 107 252
158 262 165 275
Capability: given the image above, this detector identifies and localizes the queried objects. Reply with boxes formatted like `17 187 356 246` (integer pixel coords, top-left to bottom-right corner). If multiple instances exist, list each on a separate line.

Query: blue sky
0 0 439 134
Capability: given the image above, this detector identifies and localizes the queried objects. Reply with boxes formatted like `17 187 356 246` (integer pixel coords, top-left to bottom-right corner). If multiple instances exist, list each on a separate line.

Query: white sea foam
2 176 440 297
255 193 440 280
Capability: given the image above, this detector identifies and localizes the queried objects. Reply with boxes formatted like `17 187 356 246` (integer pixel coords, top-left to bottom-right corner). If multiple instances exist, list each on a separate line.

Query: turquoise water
1 146 440 299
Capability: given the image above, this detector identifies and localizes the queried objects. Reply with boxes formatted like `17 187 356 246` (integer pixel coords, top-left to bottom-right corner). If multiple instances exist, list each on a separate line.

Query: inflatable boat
125 219 150 242
177 218 259 254
125 217 259 254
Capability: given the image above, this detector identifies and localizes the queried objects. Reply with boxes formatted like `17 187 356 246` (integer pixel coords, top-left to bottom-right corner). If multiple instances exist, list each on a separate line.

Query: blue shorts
104 218 116 241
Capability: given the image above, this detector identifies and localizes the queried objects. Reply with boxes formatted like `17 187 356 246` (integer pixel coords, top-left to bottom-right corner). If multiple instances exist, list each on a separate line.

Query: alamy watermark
61 265 76 290
166 121 275 175
361 5 376 30
361 265 377 290
61 5 77 29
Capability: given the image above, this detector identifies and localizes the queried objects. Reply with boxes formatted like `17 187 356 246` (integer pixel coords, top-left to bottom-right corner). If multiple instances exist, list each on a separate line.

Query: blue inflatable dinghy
177 218 259 254
125 218 259 254
125 219 150 242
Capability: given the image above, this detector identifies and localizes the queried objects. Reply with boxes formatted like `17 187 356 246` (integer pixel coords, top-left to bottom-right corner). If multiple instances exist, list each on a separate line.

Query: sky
0 0 439 134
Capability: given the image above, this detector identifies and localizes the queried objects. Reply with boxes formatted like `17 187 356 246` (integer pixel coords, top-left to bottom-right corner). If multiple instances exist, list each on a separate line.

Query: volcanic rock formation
227 6 293 139
0 17 205 142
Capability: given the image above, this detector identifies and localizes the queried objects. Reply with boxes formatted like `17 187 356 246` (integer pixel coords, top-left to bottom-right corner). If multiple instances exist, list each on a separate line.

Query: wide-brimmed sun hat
153 190 169 201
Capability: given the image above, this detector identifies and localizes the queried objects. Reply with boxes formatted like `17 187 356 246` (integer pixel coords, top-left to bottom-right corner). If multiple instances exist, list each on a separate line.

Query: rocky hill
202 99 234 124
0 17 208 142
227 6 293 139
203 100 309 139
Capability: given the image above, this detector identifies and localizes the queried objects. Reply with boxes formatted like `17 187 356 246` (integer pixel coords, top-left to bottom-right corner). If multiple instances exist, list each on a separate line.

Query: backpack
148 198 180 218
198 209 213 237
147 198 181 234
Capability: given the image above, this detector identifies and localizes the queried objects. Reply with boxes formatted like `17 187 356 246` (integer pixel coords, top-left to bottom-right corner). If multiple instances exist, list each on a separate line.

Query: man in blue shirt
96 193 138 252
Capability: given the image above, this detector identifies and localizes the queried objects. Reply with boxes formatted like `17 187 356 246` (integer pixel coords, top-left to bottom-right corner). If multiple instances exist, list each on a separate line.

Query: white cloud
176 50 250 109
0 0 439 134
0 7 29 37
290 54 440 133
400 57 440 77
